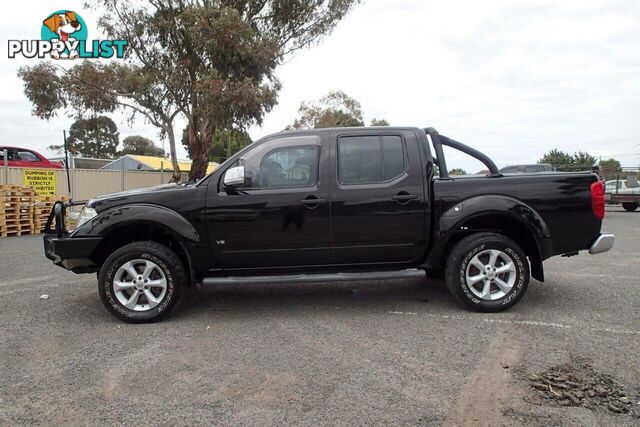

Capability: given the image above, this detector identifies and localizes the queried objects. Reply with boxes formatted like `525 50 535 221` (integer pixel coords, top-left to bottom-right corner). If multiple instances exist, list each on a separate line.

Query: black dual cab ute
44 127 614 323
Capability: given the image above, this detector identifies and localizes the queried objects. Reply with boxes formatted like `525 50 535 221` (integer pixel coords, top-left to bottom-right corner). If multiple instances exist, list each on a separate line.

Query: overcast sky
1 0 639 172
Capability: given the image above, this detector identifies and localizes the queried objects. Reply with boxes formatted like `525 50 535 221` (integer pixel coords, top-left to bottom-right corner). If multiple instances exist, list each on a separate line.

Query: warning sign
23 169 57 195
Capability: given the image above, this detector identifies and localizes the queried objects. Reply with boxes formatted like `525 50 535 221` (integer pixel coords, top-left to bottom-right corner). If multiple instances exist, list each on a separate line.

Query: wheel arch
428 195 552 282
73 204 203 284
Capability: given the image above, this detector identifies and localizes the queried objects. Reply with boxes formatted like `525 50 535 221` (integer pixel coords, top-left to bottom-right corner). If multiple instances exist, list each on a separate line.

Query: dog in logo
42 11 82 59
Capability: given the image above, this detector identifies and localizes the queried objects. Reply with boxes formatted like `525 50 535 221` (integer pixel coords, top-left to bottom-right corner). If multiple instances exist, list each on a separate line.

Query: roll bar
424 127 502 179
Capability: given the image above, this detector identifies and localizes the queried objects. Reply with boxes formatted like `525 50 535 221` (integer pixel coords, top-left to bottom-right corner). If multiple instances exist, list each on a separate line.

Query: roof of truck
258 126 423 142
277 126 420 133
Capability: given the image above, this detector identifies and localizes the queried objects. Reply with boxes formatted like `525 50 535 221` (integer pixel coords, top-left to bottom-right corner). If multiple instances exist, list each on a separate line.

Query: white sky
1 0 639 172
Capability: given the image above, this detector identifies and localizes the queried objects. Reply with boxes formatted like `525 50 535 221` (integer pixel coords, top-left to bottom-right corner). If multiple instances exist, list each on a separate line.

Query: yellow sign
23 169 57 195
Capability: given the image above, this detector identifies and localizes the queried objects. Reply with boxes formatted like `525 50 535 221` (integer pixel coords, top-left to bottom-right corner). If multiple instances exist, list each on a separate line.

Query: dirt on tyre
622 202 638 212
98 241 186 323
445 232 530 312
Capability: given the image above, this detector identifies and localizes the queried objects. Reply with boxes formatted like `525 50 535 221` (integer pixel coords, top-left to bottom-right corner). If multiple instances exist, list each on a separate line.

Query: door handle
301 197 327 209
392 193 418 204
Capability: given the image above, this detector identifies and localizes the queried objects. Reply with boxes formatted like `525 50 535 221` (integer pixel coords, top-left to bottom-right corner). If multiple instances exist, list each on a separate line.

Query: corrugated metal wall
1 167 191 200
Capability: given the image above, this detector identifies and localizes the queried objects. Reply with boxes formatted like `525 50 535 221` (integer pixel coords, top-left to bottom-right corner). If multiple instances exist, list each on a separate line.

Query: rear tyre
445 232 530 312
98 241 186 323
622 202 638 212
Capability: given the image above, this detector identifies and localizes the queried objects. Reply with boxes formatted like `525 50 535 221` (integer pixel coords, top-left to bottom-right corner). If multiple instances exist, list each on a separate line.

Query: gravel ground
0 207 638 426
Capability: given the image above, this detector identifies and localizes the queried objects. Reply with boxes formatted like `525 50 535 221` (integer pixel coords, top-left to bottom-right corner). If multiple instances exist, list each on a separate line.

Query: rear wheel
622 202 638 212
445 232 530 312
98 241 185 323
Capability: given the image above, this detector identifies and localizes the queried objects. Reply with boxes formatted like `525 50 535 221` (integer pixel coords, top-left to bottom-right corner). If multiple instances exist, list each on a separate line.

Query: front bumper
44 234 102 272
43 201 101 273
589 233 615 255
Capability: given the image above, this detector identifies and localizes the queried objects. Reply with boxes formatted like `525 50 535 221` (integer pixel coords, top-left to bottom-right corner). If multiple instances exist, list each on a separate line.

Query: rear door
330 129 427 265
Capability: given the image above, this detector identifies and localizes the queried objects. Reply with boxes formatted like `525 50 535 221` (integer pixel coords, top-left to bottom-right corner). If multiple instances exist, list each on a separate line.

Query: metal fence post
160 161 164 184
69 154 76 201
121 159 125 191
2 149 7 185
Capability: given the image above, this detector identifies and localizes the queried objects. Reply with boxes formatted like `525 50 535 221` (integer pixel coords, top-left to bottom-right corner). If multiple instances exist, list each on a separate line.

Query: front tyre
445 232 530 312
622 202 638 212
98 241 186 323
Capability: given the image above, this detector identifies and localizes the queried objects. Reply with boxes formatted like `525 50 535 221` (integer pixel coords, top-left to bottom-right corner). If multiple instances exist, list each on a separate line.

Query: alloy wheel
113 259 167 311
465 249 517 300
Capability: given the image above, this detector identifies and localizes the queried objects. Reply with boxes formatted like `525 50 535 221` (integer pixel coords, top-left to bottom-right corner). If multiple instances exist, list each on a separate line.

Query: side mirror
223 165 245 187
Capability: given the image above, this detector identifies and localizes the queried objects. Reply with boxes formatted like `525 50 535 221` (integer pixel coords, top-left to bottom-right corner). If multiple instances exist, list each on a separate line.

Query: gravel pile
528 359 637 416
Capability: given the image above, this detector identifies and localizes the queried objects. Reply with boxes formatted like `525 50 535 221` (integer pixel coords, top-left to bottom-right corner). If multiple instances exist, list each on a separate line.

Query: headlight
76 206 98 228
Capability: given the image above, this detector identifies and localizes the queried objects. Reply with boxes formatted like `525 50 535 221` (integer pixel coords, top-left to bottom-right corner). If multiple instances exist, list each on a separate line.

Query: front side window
225 135 321 190
259 147 319 188
338 135 405 185
5 149 19 161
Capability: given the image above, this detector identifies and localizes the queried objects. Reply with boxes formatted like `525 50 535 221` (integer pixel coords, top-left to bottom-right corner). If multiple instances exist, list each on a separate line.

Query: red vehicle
0 146 63 169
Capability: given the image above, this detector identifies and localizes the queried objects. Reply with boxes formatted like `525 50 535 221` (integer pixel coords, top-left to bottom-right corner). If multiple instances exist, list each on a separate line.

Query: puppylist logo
8 10 127 60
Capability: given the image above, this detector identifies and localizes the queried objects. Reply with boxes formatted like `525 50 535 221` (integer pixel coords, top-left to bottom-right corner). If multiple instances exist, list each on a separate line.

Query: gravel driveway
0 207 638 425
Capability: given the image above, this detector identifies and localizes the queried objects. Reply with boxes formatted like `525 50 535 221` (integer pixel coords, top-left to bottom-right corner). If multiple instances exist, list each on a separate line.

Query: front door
330 129 427 265
206 134 332 270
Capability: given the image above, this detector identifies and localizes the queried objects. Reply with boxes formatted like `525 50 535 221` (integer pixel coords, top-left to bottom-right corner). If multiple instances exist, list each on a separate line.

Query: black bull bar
44 200 86 237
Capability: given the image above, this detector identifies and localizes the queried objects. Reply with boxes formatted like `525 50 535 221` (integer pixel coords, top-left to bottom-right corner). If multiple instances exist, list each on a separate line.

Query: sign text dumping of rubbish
23 169 56 195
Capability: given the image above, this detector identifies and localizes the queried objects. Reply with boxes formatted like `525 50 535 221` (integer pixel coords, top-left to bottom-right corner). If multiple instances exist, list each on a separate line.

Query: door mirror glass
223 165 245 187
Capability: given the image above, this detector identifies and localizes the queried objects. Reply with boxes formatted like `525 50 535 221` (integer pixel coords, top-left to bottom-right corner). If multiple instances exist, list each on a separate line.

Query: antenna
63 130 72 200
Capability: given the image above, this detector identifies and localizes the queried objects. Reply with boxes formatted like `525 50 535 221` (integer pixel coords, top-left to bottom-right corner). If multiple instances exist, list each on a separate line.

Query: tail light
590 181 605 220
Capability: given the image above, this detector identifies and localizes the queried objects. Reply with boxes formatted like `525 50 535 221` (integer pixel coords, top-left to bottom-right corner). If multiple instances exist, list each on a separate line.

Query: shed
51 157 113 170
101 155 219 174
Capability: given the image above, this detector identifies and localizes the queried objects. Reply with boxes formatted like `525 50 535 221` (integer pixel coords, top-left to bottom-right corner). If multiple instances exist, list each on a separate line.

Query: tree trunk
187 119 211 181
166 125 181 183
188 136 210 181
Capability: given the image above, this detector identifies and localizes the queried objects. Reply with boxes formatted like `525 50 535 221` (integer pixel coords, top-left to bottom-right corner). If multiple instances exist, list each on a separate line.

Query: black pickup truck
44 127 614 322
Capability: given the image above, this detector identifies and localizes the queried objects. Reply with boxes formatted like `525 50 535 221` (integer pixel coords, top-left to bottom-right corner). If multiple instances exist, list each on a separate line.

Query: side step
201 268 426 286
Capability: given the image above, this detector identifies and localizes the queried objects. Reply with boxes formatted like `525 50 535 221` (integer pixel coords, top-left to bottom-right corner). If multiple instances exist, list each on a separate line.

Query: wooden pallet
1 227 32 237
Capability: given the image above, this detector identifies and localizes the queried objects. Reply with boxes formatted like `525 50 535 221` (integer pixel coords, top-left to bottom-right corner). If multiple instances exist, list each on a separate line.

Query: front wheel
98 241 186 323
622 202 638 212
445 232 530 312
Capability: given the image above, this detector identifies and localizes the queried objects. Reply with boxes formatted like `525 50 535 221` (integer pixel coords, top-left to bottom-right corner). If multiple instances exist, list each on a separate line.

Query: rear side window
338 135 406 185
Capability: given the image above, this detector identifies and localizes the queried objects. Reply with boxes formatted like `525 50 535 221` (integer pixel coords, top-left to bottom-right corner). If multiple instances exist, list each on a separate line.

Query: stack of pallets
0 185 35 237
33 194 70 233
0 185 73 237
0 187 5 237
